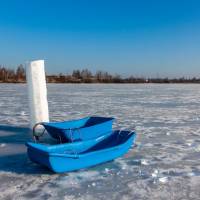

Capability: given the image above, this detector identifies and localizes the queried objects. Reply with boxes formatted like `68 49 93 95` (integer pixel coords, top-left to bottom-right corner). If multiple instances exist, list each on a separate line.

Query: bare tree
16 64 25 81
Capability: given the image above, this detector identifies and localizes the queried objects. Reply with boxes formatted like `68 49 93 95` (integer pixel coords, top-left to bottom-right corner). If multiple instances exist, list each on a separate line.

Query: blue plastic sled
26 130 136 173
33 116 114 142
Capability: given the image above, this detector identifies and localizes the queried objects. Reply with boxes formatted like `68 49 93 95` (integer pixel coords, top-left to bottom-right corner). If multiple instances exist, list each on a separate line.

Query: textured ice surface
0 83 200 199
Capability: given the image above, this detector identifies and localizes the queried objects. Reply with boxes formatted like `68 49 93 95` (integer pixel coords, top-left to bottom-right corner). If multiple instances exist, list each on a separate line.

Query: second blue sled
27 130 136 173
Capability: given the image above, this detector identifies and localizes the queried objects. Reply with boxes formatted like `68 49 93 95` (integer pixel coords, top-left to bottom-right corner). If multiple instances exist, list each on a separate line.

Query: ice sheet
0 84 200 199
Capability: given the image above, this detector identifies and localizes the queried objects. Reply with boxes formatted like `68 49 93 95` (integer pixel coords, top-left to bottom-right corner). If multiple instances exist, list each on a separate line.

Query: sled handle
68 128 80 157
68 128 82 142
118 125 136 138
128 125 136 135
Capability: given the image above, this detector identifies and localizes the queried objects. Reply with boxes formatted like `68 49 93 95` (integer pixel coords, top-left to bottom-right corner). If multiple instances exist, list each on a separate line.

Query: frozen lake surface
0 83 200 200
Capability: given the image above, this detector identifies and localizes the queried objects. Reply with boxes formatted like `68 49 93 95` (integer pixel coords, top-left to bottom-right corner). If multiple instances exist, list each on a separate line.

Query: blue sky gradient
0 0 200 77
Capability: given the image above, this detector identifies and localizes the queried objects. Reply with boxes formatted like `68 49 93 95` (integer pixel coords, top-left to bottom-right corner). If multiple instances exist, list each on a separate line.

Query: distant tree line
0 65 25 83
0 65 200 83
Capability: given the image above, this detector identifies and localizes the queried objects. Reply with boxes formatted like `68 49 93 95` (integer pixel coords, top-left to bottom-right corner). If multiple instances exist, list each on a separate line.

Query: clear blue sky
0 0 200 77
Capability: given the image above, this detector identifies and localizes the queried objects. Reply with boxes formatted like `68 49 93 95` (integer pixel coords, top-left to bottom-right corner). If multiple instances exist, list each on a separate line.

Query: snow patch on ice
0 143 6 148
